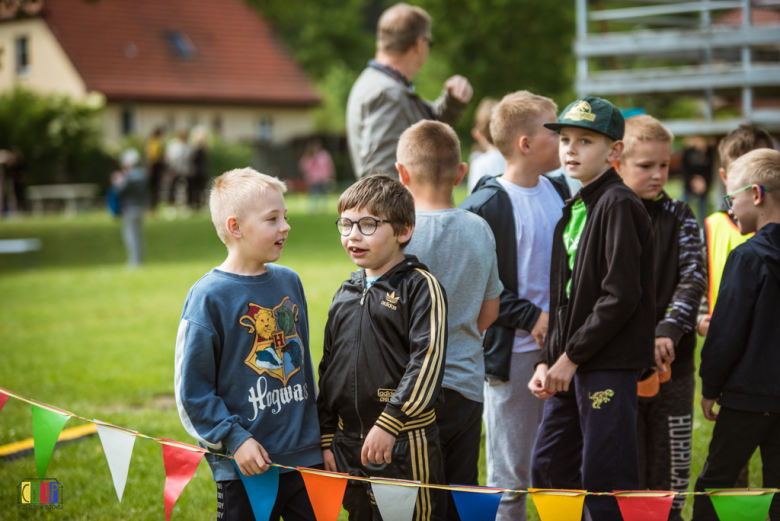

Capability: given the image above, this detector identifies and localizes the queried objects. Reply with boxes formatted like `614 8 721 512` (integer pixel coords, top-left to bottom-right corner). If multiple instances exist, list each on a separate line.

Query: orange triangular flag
300 470 349 521
529 489 586 521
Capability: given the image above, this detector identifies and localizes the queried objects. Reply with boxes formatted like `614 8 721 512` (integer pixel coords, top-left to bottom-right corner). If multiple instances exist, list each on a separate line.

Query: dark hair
337 174 415 248
377 3 432 55
718 124 774 166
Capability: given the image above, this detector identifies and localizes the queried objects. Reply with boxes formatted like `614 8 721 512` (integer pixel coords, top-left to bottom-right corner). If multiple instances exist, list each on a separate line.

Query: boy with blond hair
467 97 505 193
175 168 322 521
318 174 447 521
693 149 780 520
529 97 655 521
615 115 707 519
460 91 569 521
398 120 503 521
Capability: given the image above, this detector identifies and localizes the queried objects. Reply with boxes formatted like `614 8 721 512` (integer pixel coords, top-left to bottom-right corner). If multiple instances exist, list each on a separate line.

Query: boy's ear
396 162 411 187
718 167 728 187
471 128 484 143
608 140 625 164
517 135 531 155
397 224 414 245
454 162 469 186
226 216 242 239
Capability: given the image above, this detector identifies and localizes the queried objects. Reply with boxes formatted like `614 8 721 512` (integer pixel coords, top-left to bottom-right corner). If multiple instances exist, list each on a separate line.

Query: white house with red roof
0 0 320 143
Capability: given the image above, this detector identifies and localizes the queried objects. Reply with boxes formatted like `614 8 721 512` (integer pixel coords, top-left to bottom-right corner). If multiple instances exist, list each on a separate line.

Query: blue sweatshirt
175 265 322 481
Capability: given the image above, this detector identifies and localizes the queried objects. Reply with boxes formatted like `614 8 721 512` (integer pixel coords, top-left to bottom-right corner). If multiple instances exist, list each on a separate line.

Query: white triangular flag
371 477 420 521
96 422 136 502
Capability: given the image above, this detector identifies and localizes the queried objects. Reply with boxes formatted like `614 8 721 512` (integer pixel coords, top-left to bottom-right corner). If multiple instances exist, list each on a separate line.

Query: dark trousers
148 161 165 209
532 370 640 521
332 426 442 521
693 407 780 520
216 464 322 521
433 389 483 521
637 373 695 520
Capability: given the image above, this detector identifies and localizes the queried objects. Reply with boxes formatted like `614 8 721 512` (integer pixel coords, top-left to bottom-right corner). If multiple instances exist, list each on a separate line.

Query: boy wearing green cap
528 97 656 520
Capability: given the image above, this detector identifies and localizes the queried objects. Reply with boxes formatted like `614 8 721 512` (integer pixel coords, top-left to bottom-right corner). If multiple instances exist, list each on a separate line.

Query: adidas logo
381 291 400 310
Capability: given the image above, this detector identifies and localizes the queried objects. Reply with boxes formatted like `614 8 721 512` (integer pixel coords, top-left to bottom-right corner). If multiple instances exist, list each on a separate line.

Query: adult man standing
347 3 473 179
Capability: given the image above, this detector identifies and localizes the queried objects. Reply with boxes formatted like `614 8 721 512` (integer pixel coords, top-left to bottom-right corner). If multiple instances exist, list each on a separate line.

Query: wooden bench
0 238 42 267
27 183 99 216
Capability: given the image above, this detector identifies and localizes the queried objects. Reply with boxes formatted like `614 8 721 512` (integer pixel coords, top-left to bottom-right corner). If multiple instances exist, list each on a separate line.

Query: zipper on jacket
354 279 369 439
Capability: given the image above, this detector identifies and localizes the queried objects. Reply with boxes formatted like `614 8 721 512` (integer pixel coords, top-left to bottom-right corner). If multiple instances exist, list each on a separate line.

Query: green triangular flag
31 405 70 479
708 489 774 521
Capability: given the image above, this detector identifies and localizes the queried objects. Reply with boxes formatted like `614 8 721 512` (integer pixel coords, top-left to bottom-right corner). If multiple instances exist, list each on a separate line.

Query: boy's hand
544 353 578 393
655 337 675 373
531 311 549 349
233 438 271 476
322 449 338 472
444 75 473 104
528 363 555 400
361 426 396 466
701 397 720 421
697 315 711 336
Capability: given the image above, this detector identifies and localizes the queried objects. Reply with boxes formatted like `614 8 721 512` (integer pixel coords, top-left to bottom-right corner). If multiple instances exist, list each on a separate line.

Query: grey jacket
347 66 467 179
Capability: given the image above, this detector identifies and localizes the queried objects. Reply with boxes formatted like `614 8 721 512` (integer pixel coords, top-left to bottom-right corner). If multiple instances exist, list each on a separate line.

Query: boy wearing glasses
693 148 780 520
318 174 447 521
398 120 503 521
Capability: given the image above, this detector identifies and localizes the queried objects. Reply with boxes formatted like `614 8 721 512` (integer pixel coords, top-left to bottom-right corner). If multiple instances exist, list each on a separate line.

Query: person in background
165 130 192 205
347 3 473 179
189 132 209 211
145 126 166 211
467 98 505 194
681 135 715 224
298 139 335 214
112 149 147 267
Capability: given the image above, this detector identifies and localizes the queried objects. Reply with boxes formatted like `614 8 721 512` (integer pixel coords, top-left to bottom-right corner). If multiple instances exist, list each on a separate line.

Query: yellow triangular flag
529 489 586 521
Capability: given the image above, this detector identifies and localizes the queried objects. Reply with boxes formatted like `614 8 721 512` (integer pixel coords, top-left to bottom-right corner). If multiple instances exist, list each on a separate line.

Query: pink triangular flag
162 441 204 521
0 392 8 414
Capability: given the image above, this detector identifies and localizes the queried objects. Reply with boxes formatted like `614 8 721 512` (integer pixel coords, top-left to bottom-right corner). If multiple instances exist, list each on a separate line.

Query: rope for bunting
1 386 777 498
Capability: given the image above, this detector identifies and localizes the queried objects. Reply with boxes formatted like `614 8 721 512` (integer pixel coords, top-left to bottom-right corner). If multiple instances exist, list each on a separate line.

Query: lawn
0 189 763 520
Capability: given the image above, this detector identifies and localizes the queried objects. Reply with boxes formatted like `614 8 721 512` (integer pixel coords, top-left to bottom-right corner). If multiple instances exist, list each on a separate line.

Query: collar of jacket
349 254 429 285
577 167 622 208
368 59 414 92
641 190 669 217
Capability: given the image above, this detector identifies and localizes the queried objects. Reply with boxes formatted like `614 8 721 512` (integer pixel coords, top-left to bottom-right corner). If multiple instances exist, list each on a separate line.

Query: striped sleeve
375 269 448 437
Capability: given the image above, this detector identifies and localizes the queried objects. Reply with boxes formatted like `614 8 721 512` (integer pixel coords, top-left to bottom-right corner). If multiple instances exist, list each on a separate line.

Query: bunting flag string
0 385 778 521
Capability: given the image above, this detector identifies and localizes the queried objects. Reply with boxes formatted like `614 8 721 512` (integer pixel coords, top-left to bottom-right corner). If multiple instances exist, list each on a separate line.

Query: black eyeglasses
424 36 435 49
335 217 393 236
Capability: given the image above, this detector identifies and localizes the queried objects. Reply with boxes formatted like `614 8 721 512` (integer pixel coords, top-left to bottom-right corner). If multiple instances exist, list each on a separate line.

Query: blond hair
474 97 499 144
337 174 415 248
718 125 774 168
727 148 780 192
490 91 558 158
619 115 674 164
397 120 461 185
377 3 432 55
209 168 287 244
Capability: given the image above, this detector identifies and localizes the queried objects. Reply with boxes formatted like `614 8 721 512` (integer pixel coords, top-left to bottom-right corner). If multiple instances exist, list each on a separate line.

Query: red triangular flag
300 470 349 521
162 441 204 521
615 492 675 521
0 392 8 414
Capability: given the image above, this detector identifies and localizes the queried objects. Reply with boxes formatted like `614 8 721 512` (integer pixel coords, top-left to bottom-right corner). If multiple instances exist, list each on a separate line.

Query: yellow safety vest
705 212 753 312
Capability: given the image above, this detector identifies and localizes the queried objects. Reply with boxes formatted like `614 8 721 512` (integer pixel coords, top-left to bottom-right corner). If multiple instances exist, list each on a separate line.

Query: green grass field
0 189 763 520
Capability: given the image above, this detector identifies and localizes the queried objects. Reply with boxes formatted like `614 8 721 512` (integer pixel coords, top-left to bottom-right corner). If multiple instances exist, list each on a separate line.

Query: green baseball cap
544 96 625 142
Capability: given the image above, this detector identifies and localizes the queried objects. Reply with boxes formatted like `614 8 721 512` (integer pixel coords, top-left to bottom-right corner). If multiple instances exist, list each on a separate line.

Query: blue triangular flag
451 488 503 521
232 461 280 521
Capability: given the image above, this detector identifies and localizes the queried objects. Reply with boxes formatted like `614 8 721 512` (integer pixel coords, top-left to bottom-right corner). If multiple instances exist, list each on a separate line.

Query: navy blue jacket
700 222 780 413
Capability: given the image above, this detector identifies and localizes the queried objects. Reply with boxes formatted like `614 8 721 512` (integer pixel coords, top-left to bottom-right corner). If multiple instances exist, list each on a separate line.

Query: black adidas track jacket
318 255 448 448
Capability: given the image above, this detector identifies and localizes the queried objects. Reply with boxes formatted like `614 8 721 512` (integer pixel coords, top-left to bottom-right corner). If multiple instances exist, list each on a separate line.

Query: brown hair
619 115 674 163
727 148 780 192
474 97 499 144
337 174 415 248
377 3 432 55
718 125 774 168
397 120 462 185
490 91 558 158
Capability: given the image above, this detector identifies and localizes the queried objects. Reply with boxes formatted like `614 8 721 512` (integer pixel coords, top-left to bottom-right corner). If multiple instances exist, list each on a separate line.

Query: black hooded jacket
700 222 780 413
317 255 447 447
541 169 656 371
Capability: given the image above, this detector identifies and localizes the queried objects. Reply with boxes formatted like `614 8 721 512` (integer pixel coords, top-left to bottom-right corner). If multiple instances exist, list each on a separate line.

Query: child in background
697 125 774 337
693 149 780 520
175 168 322 521
399 120 503 521
461 91 568 521
467 97 506 193
318 175 447 521
529 97 656 521
112 148 148 267
615 115 707 519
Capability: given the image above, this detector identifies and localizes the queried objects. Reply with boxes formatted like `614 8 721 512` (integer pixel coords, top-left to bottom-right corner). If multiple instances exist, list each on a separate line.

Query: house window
15 36 29 76
166 31 197 60
121 106 135 136
257 117 273 143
